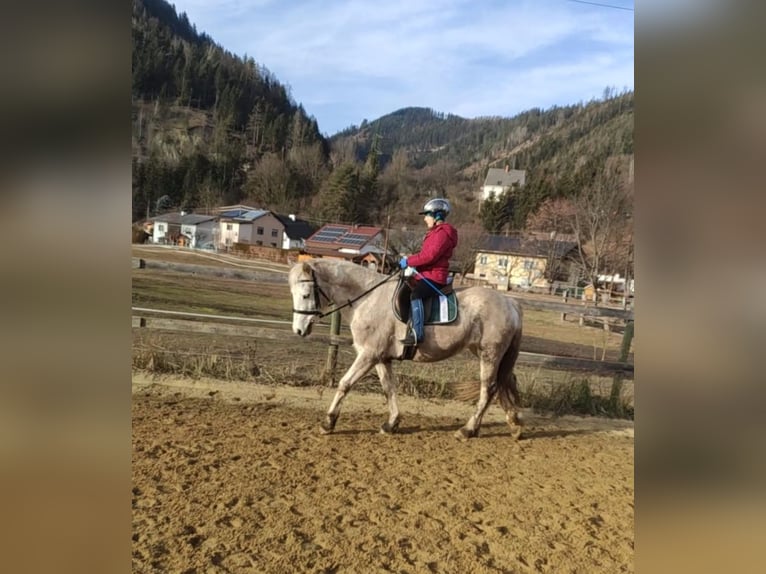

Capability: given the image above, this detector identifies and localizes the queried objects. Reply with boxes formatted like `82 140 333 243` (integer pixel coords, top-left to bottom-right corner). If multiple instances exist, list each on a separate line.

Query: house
481 166 526 201
151 212 217 248
302 224 389 271
273 213 315 250
471 233 578 291
218 209 285 248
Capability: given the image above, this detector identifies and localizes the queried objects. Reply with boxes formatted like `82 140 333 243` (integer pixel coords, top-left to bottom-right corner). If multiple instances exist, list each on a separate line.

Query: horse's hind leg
497 331 524 440
375 361 400 434
320 351 376 434
501 373 524 440
455 356 498 440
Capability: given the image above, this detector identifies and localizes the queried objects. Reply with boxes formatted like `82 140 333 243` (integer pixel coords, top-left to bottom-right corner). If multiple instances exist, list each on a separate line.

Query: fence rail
133 257 634 377
133 257 634 319
132 308 634 378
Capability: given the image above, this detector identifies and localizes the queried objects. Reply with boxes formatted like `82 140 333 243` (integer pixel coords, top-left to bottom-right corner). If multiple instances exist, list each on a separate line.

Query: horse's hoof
380 419 400 434
319 418 336 434
507 412 524 440
455 427 478 440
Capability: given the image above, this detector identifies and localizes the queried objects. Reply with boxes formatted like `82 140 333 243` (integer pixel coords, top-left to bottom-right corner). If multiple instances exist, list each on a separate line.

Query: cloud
170 0 634 134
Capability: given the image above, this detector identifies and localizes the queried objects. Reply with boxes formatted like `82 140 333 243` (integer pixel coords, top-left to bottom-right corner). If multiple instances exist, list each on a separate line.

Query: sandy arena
132 375 633 573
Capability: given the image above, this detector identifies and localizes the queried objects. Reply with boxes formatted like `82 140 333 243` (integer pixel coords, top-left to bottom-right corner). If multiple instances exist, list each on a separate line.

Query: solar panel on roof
312 227 347 243
313 232 344 242
338 234 367 246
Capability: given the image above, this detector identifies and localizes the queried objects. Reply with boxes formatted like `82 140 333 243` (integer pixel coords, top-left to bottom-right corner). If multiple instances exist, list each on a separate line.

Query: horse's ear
301 261 312 275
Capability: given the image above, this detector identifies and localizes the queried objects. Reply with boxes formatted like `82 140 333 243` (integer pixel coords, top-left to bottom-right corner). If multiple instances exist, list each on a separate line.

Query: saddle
392 276 459 326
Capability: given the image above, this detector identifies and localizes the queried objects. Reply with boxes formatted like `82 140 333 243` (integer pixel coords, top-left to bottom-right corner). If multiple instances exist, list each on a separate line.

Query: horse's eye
303 293 311 299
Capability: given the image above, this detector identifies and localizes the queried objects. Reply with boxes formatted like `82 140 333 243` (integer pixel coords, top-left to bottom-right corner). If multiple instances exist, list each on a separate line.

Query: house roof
153 213 216 225
181 214 217 225
305 224 383 252
479 234 577 259
213 204 260 214
273 214 315 240
483 168 526 188
236 209 270 222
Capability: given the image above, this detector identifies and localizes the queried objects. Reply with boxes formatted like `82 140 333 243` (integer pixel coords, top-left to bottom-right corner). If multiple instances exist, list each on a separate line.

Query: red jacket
406 222 458 284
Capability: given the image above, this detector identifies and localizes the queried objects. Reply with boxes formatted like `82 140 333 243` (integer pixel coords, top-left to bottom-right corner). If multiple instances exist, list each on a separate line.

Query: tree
244 152 295 211
571 159 632 294
450 223 487 283
479 192 512 233
313 163 361 223
526 198 579 287
288 142 329 202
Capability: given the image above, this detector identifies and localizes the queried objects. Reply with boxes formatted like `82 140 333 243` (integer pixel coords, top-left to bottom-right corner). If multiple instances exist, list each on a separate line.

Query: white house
179 214 217 248
274 213 315 250
218 209 286 248
150 212 217 248
150 212 182 244
481 166 526 201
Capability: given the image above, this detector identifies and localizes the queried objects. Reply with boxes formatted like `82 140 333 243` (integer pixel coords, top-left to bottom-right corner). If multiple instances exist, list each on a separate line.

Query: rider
398 198 458 346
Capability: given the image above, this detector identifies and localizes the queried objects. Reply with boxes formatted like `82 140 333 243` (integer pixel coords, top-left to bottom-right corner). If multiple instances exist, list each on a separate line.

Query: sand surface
132 374 633 573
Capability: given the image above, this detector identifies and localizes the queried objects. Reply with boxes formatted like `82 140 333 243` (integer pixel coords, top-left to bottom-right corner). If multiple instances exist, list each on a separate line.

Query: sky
169 0 634 136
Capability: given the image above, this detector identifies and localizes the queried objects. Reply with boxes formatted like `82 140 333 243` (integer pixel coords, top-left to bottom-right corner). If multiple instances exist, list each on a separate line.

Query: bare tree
526 198 578 290
572 159 632 296
244 152 294 211
450 223 487 283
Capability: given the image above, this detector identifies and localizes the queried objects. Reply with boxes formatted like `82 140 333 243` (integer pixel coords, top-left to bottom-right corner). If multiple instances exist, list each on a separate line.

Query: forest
132 0 633 282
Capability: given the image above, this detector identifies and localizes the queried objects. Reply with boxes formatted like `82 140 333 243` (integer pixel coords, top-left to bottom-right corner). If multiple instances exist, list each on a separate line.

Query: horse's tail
496 327 522 413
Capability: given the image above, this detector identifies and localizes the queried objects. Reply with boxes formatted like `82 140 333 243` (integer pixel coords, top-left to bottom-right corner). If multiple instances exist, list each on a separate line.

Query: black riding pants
410 279 446 301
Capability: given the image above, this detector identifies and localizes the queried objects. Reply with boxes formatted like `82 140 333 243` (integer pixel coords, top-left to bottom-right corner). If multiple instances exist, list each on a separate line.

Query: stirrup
399 329 417 346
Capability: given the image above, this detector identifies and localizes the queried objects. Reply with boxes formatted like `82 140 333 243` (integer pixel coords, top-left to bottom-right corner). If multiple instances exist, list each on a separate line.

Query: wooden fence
132 307 634 378
132 257 634 379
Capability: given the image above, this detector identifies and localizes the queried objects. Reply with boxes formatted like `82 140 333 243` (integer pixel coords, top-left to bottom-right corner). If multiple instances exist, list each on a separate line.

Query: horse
288 258 524 440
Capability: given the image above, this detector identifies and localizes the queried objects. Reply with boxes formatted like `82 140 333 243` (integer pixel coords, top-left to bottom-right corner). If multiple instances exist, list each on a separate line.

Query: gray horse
288 259 524 439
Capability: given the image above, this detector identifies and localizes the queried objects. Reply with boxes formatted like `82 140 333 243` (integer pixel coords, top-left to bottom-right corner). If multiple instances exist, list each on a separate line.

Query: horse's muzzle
294 322 314 337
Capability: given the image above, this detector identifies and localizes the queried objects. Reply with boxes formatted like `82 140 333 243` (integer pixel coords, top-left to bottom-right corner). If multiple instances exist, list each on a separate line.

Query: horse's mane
309 258 383 289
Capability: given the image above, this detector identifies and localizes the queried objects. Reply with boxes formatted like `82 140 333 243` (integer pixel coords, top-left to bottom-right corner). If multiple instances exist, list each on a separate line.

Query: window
271 229 278 237
157 223 165 232
498 258 508 268
226 223 233 231
523 260 535 270
479 255 487 265
257 227 264 235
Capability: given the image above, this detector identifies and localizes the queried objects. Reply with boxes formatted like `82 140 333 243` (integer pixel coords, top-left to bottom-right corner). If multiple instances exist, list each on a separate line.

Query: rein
293 268 400 319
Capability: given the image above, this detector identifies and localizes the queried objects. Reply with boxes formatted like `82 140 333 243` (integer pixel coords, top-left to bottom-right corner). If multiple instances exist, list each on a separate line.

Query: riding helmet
418 198 451 220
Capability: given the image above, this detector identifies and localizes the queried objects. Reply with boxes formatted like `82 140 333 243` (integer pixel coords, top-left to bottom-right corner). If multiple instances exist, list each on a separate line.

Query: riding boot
400 299 424 345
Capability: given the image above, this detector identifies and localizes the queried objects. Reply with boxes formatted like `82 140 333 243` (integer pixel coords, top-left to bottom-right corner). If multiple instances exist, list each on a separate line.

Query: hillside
331 92 632 185
131 0 633 243
131 0 330 221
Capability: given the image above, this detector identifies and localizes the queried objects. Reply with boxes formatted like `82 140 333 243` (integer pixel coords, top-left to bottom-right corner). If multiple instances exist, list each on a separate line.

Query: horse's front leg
375 361 400 434
456 356 498 440
320 352 377 434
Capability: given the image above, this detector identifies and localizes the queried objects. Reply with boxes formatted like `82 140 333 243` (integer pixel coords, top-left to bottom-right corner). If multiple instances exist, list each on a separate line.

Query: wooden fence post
561 290 568 322
322 311 341 386
619 320 634 363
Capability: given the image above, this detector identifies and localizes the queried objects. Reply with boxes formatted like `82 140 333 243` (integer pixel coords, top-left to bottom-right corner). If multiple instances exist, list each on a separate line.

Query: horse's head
288 261 322 337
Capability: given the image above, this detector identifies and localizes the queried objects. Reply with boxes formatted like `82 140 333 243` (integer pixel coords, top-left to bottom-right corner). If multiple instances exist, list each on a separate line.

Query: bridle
292 269 332 318
292 267 400 320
